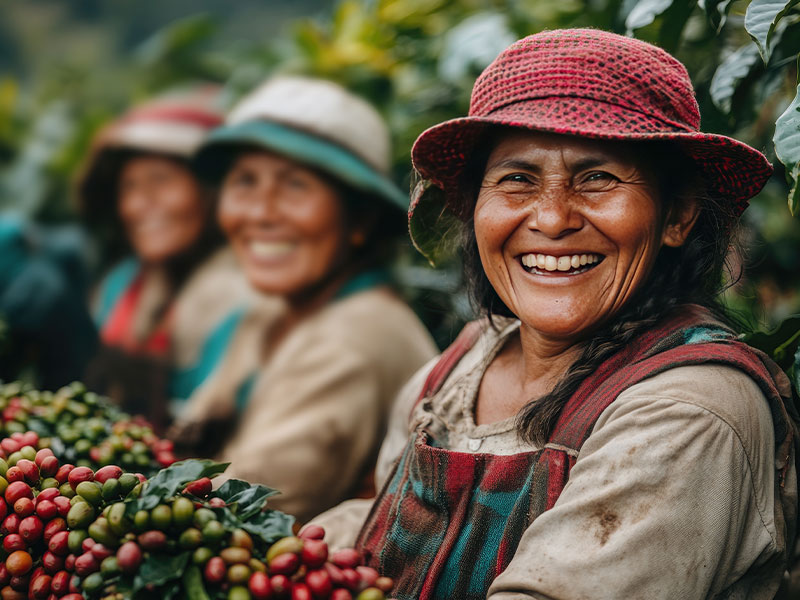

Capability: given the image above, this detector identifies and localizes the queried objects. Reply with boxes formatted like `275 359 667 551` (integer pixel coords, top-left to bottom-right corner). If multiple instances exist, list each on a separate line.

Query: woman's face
217 151 351 298
474 130 689 342
117 156 207 264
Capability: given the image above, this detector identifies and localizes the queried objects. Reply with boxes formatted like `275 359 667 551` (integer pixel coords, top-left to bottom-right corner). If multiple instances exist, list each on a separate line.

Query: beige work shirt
313 318 796 599
176 287 437 523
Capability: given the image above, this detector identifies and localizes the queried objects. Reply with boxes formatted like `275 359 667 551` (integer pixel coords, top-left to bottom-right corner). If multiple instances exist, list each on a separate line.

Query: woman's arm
488 365 782 600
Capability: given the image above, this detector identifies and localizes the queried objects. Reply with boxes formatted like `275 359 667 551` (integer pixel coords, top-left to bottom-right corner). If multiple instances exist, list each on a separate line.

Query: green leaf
709 43 762 113
183 565 211 600
216 478 280 521
744 0 800 63
135 14 217 65
792 345 800 394
699 0 734 31
625 0 675 33
773 63 800 216
126 459 229 514
408 181 462 267
215 505 294 546
133 551 190 592
743 314 800 369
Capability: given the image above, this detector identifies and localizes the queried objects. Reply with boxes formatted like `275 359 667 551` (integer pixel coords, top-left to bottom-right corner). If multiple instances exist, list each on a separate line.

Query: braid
459 139 740 446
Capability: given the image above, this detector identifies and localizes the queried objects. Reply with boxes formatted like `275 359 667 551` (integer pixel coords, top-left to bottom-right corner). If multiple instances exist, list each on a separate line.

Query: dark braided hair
459 136 741 446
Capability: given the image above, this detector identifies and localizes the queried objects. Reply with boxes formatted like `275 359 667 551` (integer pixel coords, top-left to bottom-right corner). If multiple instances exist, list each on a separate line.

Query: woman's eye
498 173 533 184
581 171 618 189
285 173 312 190
228 170 256 188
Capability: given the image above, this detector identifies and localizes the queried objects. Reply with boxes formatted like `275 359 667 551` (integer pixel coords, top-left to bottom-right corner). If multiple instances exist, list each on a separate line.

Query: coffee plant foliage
0 0 798 368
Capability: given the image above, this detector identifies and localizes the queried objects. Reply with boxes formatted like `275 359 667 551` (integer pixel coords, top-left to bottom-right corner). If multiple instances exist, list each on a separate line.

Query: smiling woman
79 86 254 430
310 29 800 600
167 76 437 523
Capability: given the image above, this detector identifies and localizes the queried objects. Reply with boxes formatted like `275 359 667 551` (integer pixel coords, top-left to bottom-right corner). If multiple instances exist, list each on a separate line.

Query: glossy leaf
132 551 190 592
215 478 279 520
699 0 734 31
744 0 800 62
743 314 800 369
625 0 675 32
774 62 800 216
126 459 229 513
709 43 762 113
214 504 294 545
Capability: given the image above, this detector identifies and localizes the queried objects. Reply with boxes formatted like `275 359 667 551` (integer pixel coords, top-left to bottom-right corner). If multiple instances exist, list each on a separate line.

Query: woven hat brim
411 98 772 219
193 120 409 212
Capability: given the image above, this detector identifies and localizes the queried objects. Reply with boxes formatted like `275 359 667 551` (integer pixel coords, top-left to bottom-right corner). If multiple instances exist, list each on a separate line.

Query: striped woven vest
355 306 797 600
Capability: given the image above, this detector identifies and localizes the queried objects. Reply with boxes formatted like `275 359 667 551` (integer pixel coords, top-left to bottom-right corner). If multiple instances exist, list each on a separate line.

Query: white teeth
249 241 295 258
520 252 602 273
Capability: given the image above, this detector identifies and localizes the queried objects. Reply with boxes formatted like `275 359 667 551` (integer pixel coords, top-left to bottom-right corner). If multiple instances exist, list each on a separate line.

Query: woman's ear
662 196 700 248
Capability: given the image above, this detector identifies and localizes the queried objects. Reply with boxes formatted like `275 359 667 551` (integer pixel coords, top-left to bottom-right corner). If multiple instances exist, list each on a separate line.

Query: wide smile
518 252 605 276
244 240 297 263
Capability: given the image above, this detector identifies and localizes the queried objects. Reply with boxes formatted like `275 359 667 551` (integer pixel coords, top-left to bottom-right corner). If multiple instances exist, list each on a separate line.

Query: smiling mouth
247 240 297 259
519 252 604 275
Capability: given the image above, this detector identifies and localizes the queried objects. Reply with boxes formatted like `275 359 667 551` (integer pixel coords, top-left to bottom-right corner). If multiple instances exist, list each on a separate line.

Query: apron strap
411 319 485 419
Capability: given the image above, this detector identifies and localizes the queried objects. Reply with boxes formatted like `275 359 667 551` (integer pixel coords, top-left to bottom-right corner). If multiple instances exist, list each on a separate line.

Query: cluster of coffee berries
0 431 144 599
226 525 393 600
0 382 176 474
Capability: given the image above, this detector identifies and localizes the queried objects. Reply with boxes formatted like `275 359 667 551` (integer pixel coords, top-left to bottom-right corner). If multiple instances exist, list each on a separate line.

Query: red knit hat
409 28 773 261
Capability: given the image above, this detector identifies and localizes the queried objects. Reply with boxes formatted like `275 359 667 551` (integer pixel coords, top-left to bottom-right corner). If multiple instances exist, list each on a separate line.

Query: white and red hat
77 84 224 217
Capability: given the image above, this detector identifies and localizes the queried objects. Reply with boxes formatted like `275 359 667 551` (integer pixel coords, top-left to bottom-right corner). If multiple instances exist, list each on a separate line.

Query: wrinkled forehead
482 129 653 173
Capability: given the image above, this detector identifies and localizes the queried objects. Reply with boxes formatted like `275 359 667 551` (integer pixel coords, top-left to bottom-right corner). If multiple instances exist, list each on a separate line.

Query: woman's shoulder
598 363 776 481
610 363 771 431
311 287 437 355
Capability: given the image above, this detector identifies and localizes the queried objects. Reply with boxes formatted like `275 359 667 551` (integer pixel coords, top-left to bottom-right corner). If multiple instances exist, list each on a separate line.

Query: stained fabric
355 305 798 600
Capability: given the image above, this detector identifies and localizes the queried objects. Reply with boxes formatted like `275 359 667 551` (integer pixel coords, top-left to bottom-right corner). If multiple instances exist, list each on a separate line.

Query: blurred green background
0 0 798 359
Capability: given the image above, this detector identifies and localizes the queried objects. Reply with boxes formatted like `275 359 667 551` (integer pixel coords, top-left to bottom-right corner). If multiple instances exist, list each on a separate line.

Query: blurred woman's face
117 156 207 264
474 130 689 343
217 151 351 298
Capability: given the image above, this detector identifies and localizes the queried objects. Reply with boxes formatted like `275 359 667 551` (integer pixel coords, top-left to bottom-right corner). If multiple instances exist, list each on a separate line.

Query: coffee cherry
2 534 25 553
116 541 142 574
12 498 33 517
67 467 93 491
301 539 328 568
204 557 226 584
248 571 273 600
5 551 32 576
18 515 43 543
298 524 325 541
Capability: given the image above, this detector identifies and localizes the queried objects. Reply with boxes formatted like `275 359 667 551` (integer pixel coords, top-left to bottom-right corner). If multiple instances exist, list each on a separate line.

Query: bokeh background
1 0 799 383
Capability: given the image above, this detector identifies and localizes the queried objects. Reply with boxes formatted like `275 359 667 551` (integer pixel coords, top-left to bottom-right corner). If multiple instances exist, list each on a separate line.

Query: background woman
312 29 799 599
79 85 252 430
170 76 437 522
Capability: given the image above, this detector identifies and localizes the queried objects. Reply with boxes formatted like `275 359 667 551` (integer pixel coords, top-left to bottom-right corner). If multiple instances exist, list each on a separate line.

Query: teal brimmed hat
194 76 408 211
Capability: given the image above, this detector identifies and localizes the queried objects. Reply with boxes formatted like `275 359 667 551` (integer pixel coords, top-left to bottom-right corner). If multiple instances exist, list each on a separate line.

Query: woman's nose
525 186 583 238
242 184 282 222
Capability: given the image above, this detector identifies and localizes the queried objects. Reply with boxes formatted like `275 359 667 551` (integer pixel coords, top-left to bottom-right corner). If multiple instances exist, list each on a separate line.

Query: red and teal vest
355 305 798 600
